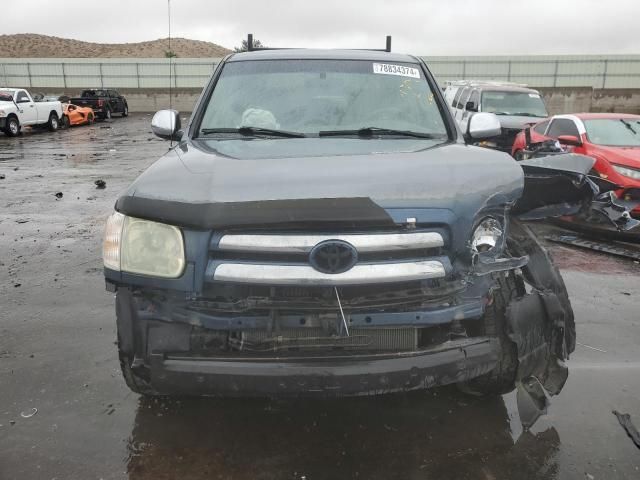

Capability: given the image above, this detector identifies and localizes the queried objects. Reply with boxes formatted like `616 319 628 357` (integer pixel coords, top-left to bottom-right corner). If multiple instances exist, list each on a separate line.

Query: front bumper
147 337 498 396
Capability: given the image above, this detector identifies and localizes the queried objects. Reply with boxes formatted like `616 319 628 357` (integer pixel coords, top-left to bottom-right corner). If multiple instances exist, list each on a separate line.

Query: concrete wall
539 88 640 115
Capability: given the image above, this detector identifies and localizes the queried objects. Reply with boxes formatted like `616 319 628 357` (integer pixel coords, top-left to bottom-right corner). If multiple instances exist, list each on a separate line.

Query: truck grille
205 229 450 287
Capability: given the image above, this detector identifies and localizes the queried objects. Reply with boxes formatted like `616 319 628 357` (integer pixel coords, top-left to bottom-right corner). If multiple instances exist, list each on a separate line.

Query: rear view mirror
151 109 182 141
557 135 582 147
466 112 501 140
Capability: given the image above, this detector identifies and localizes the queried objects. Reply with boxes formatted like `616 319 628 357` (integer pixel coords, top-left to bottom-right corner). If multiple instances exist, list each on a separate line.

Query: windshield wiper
491 112 542 117
319 127 445 139
200 127 306 138
620 119 638 135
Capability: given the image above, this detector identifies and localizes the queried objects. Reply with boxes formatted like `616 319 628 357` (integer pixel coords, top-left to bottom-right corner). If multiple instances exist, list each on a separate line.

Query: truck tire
62 115 71 129
3 115 20 137
459 273 520 396
104 107 112 121
118 351 160 396
121 104 129 117
47 112 59 131
87 112 94 125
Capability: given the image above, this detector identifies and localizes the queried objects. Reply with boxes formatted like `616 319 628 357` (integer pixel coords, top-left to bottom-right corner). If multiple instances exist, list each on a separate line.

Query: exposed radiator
240 327 418 351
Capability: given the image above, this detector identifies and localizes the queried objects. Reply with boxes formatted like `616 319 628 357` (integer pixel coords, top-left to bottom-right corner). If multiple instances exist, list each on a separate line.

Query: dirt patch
0 34 231 58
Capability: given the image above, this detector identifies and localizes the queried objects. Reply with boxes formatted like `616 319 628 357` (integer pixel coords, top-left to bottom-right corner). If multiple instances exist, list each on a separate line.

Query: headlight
471 217 503 254
103 212 126 270
102 212 185 278
612 164 640 181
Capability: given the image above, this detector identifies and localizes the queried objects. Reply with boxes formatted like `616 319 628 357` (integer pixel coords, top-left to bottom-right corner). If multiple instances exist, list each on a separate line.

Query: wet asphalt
1 115 639 480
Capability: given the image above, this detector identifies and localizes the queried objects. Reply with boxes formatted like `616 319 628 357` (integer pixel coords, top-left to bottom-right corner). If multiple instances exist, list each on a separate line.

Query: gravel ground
1 116 639 480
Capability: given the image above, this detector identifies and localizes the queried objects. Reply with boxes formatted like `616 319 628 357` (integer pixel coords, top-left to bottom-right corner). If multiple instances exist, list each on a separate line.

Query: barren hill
0 34 231 58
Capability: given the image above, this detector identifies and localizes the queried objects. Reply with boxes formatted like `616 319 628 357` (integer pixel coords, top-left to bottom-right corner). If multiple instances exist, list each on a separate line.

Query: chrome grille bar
211 260 446 286
216 231 444 253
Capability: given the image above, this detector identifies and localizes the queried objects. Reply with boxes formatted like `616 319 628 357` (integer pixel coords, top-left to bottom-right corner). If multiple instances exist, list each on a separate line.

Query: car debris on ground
613 410 640 449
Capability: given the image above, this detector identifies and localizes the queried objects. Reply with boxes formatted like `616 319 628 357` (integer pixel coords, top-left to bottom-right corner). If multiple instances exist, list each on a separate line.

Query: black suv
103 47 622 418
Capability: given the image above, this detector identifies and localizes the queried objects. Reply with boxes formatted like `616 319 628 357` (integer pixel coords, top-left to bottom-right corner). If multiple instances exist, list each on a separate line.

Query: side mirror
151 109 182 141
466 112 501 140
557 135 582 147
465 101 477 112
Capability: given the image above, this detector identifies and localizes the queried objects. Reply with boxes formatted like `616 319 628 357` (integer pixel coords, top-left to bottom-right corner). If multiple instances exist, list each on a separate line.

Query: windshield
584 118 640 147
481 90 548 117
198 59 448 138
81 90 107 97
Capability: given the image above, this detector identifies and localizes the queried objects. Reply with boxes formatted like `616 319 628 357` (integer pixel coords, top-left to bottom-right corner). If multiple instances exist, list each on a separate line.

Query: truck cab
444 81 549 152
0 88 63 136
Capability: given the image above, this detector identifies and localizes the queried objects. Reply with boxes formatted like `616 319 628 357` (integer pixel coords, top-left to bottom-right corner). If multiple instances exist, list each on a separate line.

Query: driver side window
16 91 30 103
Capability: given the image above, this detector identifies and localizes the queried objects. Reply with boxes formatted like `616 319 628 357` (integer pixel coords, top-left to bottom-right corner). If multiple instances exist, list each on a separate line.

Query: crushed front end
104 207 574 408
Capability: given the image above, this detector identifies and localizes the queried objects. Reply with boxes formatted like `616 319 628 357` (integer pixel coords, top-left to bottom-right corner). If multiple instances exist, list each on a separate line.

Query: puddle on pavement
0 116 166 166
124 389 560 479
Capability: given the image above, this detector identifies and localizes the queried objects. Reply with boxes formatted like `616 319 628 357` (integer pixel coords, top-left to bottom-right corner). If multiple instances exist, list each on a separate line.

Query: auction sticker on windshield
373 63 420 78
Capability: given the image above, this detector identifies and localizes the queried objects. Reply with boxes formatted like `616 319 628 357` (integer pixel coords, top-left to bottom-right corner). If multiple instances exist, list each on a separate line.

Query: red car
512 113 640 216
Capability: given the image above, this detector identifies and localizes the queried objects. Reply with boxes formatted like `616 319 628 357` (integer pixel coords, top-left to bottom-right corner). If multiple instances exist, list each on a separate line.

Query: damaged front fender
505 220 575 428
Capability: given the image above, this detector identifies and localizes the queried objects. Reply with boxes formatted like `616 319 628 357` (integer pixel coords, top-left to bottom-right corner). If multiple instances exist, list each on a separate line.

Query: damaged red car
512 113 640 216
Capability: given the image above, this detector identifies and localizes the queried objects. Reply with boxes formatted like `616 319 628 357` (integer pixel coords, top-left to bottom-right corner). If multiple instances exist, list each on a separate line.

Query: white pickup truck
0 88 63 137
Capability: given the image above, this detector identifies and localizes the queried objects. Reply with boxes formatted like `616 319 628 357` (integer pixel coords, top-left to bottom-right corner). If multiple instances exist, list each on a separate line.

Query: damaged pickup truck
102 48 636 421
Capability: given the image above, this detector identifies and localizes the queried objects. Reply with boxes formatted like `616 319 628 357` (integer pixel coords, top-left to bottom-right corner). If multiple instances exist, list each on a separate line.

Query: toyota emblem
309 240 358 274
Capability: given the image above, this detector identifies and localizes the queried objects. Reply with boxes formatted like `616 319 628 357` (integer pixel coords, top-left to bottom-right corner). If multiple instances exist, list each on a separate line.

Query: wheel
47 112 59 131
513 150 524 161
87 112 94 125
62 115 71 129
104 107 112 120
3 116 20 137
118 351 160 396
459 272 521 396
121 104 129 117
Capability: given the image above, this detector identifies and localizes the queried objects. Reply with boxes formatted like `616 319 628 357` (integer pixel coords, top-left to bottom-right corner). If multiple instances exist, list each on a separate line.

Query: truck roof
227 49 419 63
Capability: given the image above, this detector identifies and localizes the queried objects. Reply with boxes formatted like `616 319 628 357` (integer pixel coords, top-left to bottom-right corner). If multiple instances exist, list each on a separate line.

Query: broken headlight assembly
102 212 185 278
470 217 504 254
612 164 640 181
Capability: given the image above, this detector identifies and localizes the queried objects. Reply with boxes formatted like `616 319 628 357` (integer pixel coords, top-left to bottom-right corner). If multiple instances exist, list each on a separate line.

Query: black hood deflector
116 196 396 230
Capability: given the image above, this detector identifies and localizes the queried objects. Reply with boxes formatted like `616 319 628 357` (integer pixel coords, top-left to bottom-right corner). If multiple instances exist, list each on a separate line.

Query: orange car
62 103 95 127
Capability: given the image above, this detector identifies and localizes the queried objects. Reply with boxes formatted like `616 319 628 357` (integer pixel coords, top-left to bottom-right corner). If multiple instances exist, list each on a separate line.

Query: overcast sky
6 0 640 55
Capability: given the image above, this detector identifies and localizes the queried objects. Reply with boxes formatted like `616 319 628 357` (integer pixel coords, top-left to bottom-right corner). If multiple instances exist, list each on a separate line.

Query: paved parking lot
1 115 639 480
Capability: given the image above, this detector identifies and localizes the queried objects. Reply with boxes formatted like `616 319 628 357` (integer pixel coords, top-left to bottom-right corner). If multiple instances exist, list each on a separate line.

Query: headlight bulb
471 217 503 254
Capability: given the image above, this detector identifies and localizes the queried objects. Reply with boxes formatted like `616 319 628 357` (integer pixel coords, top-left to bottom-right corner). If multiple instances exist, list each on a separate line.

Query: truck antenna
168 0 174 147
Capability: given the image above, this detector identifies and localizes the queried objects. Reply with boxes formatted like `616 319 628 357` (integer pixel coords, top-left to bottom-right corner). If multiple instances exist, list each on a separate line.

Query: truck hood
116 139 524 232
